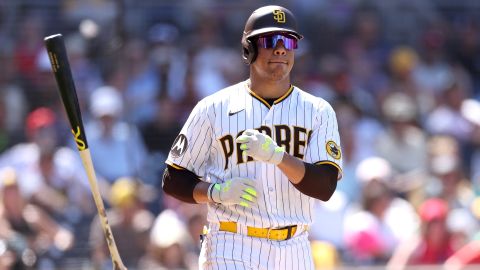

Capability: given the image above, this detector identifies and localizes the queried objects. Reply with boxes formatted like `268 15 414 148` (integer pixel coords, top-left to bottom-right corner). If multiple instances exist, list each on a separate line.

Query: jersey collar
245 81 294 109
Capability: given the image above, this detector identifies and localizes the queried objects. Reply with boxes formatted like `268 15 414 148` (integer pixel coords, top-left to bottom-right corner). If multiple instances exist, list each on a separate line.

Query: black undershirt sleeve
162 165 201 204
292 162 338 201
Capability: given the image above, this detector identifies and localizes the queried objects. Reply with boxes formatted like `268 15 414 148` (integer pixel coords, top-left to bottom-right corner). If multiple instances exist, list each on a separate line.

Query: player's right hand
209 178 257 207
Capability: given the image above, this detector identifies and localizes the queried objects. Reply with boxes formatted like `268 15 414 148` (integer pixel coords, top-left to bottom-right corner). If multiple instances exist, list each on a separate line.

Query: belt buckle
267 227 290 241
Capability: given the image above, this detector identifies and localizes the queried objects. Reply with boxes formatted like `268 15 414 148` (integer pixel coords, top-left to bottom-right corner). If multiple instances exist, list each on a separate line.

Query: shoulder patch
170 134 188 158
326 140 341 160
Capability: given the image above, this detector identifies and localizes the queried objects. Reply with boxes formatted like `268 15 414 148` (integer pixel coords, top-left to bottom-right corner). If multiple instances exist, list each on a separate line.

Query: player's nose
273 40 287 55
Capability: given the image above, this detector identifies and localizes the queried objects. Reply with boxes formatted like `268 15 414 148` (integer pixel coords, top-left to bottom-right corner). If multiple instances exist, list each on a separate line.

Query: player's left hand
236 129 285 165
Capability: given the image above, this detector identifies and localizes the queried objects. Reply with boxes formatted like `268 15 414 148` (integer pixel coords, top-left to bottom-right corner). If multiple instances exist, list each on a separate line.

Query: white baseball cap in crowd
150 209 188 248
355 156 392 183
90 86 123 118
461 98 480 126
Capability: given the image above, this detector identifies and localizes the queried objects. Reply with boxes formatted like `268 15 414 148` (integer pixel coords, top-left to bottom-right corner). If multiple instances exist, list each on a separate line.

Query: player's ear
242 38 257 65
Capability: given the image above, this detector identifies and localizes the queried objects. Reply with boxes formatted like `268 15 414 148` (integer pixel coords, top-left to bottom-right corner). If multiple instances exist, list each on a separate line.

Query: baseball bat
44 34 127 270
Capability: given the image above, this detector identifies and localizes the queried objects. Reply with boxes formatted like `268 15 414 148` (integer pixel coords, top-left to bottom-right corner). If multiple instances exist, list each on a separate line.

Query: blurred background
0 0 479 269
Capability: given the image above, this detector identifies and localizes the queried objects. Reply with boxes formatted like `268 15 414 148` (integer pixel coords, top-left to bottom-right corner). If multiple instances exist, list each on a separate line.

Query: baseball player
162 5 343 270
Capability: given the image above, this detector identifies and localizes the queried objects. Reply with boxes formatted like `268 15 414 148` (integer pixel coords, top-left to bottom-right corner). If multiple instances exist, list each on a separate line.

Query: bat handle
79 150 128 270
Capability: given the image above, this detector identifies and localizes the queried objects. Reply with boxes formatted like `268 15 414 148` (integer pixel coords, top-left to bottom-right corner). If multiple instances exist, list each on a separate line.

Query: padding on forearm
162 165 201 204
292 162 338 201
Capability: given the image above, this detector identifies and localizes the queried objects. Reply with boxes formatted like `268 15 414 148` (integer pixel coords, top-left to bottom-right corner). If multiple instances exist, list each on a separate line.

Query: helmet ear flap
242 38 257 65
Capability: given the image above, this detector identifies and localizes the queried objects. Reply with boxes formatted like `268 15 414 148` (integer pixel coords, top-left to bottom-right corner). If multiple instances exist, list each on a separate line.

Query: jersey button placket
263 107 278 221
261 163 277 226
263 105 274 125
266 106 276 189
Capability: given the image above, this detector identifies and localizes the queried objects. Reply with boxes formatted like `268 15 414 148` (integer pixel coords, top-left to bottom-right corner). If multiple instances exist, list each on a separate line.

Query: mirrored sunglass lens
258 35 297 50
280 37 297 50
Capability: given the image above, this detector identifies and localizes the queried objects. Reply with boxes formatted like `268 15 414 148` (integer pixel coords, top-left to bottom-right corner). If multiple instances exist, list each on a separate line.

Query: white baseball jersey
166 80 343 228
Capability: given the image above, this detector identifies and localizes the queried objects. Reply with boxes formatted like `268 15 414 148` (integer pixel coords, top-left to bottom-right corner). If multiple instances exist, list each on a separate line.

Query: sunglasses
257 34 298 50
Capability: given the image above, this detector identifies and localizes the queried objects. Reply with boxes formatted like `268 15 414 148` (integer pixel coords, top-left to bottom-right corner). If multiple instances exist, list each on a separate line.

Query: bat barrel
44 33 89 150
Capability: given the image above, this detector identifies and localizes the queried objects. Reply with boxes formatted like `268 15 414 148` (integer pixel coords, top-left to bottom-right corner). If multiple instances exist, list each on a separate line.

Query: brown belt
219 221 300 241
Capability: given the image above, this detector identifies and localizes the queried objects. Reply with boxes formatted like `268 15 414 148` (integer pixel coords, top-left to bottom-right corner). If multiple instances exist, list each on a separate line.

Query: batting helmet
242 5 303 64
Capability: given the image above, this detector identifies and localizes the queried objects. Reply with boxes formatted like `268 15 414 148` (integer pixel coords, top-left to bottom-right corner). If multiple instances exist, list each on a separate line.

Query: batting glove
208 177 257 207
236 129 285 165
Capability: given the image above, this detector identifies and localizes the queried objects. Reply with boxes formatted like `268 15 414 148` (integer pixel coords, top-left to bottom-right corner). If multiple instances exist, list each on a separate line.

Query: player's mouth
269 60 288 64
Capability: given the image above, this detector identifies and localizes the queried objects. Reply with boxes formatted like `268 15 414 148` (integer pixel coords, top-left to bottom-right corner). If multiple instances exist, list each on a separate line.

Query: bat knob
44 33 63 41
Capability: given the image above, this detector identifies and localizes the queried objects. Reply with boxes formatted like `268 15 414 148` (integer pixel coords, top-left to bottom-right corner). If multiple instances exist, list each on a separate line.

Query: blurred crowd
0 0 480 269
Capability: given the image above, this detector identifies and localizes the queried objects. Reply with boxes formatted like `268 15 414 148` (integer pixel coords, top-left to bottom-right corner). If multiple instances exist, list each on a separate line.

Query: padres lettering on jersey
166 81 343 228
219 125 312 169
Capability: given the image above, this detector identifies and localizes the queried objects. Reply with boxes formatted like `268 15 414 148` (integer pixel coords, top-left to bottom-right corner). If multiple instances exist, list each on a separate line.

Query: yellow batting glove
236 129 285 165
208 177 257 207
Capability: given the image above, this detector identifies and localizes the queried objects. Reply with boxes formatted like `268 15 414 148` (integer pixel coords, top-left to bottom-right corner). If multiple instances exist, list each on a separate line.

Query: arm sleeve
162 165 201 204
292 162 338 201
165 99 213 177
304 101 343 180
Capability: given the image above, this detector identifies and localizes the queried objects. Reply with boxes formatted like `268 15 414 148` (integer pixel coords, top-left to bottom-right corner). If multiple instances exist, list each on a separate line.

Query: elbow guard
162 165 201 204
292 162 338 201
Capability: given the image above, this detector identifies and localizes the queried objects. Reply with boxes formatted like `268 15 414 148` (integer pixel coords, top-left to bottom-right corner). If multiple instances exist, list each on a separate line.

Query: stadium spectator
138 209 191 270
387 198 456 268
0 167 74 269
343 157 418 266
0 107 94 224
376 91 428 177
84 86 148 183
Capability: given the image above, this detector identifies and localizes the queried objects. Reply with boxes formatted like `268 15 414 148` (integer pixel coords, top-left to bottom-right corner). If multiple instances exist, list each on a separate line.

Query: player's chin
268 71 290 81
268 66 291 79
